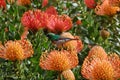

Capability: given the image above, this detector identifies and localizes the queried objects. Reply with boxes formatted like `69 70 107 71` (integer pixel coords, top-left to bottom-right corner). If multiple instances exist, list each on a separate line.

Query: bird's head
46 33 60 41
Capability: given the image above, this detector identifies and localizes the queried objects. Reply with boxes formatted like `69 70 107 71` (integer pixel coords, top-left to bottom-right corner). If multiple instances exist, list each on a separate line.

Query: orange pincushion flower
59 32 83 53
95 0 120 16
84 0 96 9
81 46 108 79
88 46 107 60
91 60 114 80
17 0 31 6
81 57 114 80
40 50 78 71
46 15 72 33
21 10 47 31
108 53 120 79
0 39 33 61
0 0 6 9
42 0 48 7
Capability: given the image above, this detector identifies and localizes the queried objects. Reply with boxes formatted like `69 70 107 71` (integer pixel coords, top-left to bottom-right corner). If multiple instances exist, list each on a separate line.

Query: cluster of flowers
81 46 120 80
21 6 72 34
84 0 120 16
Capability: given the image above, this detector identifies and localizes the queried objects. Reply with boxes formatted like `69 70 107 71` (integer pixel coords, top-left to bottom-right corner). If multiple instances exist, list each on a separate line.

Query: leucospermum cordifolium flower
0 39 34 61
81 46 120 80
84 0 120 16
40 50 78 80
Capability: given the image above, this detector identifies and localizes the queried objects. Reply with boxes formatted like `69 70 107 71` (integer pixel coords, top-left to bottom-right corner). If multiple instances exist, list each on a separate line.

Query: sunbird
46 33 78 46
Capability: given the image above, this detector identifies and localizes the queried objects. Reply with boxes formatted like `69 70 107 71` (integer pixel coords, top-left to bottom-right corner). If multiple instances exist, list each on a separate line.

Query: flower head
17 0 31 6
84 0 96 9
46 15 72 33
40 50 78 71
21 9 47 31
95 0 120 16
0 39 33 61
0 0 6 9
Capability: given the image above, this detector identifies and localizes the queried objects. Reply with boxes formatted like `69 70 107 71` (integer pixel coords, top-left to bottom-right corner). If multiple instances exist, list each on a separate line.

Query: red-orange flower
59 32 83 53
17 0 31 6
21 9 47 31
46 15 72 33
40 50 78 71
95 0 120 16
42 0 48 7
0 39 34 61
84 0 96 9
0 0 6 9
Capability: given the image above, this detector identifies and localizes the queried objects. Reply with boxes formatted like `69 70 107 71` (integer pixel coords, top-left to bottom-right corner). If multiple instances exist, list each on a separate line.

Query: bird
46 33 78 46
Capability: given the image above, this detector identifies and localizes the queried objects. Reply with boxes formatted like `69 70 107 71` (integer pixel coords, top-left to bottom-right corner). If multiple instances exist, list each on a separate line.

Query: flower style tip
46 15 72 33
0 39 34 61
39 50 78 71
21 9 47 31
17 0 31 6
